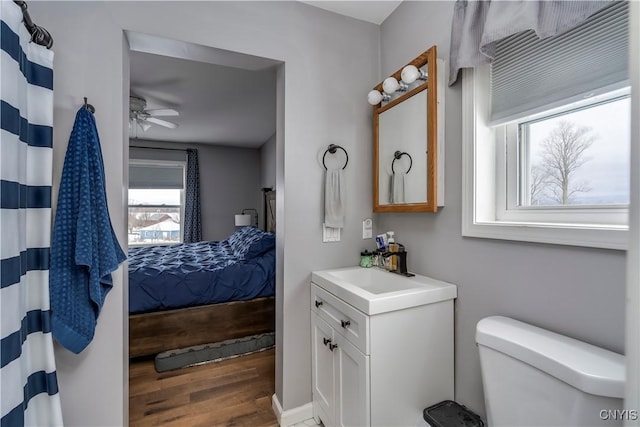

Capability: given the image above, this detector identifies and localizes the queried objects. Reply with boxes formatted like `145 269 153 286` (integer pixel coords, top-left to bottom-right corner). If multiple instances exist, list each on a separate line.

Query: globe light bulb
401 65 427 85
401 65 420 84
382 77 400 94
367 90 383 105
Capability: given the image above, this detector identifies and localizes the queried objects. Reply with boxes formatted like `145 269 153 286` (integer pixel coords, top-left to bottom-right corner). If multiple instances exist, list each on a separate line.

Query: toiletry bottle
387 231 397 271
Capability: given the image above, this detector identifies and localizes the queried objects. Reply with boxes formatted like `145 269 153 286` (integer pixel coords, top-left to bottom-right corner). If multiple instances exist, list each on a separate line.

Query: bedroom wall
261 133 277 190
378 1 628 417
130 140 262 241
32 2 378 425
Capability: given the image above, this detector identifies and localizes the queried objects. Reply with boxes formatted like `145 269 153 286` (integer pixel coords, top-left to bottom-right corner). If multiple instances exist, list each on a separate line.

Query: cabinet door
335 333 370 427
312 313 335 425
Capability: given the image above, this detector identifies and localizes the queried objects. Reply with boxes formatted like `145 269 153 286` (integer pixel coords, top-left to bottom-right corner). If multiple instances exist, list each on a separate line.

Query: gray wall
379 1 627 417
33 2 378 425
131 140 262 241
261 133 277 189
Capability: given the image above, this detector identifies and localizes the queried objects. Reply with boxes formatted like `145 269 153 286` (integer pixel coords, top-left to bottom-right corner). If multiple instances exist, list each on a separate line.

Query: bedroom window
462 2 630 249
128 160 186 246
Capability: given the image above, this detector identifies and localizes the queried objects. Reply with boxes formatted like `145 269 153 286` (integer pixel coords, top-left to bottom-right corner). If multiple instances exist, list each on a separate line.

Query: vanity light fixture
367 90 391 106
401 64 427 84
368 72 422 105
382 77 408 95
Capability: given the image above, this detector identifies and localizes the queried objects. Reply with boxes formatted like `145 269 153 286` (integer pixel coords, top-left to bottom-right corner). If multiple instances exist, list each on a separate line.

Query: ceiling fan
129 95 179 131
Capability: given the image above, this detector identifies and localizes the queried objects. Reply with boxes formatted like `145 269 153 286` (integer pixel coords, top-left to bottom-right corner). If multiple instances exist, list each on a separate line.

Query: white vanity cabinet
310 268 457 427
312 312 370 427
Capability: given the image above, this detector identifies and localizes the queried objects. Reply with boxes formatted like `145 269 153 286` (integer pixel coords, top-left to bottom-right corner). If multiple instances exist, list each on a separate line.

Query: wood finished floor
129 348 278 427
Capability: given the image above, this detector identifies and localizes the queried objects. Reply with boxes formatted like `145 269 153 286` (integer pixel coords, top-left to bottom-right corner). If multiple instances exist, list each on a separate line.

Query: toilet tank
476 316 625 427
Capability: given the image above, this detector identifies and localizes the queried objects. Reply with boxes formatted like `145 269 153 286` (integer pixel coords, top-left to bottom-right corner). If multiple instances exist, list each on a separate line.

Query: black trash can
422 400 484 427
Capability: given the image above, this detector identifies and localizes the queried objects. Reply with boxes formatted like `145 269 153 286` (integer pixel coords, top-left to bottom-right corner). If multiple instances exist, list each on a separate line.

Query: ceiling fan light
138 121 152 132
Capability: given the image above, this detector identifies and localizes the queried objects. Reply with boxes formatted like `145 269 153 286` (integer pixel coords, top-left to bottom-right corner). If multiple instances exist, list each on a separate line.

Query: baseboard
271 393 314 427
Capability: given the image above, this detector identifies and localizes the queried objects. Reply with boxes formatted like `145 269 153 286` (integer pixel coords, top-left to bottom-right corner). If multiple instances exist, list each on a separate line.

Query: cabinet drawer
311 283 369 354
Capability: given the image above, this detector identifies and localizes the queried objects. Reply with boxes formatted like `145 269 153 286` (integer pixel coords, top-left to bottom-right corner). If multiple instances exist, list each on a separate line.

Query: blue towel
50 107 126 354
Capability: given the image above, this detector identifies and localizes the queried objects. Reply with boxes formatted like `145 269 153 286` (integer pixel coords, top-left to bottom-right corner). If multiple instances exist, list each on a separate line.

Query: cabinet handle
329 343 338 351
315 300 323 308
323 338 332 346
340 320 351 329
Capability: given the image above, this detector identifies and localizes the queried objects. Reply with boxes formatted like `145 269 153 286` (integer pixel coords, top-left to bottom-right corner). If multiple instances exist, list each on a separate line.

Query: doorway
125 32 282 426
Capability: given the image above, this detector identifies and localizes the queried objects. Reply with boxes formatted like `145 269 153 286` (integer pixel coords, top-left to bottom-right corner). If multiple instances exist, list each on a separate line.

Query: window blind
490 1 628 126
129 163 184 189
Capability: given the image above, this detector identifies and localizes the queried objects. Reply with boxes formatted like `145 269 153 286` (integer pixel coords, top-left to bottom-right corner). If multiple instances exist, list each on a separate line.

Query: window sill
462 219 627 250
128 242 181 247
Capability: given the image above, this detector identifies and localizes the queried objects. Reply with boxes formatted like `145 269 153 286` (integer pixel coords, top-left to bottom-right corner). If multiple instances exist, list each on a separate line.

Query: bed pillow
228 226 275 260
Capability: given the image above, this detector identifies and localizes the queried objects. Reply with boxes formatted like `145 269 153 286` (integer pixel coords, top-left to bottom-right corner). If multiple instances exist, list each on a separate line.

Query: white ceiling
300 1 402 24
129 50 277 147
128 2 401 147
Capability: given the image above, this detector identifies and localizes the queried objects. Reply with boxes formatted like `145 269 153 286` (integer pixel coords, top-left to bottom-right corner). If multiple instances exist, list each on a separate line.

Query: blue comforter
128 227 275 313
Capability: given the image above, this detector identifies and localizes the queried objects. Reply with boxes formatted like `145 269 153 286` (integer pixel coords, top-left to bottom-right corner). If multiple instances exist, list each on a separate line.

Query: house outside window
128 160 186 246
462 2 630 249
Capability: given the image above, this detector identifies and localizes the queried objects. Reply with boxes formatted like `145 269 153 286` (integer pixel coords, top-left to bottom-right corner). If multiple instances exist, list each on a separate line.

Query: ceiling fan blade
146 117 178 129
146 108 179 117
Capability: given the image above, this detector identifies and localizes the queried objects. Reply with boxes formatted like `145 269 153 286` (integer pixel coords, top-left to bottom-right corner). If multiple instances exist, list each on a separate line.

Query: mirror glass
373 46 438 213
377 90 427 205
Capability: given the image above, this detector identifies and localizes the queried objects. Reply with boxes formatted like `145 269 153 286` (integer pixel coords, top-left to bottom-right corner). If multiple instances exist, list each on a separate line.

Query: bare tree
529 164 549 205
128 212 138 234
537 121 595 204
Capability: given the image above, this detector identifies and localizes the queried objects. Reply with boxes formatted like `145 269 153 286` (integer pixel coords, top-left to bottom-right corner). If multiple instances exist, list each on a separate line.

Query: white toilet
476 316 625 427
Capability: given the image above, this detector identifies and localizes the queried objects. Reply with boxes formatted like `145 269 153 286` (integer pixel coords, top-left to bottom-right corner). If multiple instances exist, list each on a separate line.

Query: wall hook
84 97 95 114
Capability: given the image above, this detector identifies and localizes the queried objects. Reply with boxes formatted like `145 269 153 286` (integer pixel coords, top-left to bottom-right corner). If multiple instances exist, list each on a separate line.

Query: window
498 89 631 225
518 95 630 209
128 160 186 246
462 2 629 249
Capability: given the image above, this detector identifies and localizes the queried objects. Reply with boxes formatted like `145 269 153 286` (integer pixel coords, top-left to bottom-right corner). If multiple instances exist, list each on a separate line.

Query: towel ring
391 151 412 174
323 144 349 170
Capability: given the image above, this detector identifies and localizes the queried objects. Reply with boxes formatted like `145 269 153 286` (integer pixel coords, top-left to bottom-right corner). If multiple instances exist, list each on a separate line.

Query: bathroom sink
311 267 457 315
323 267 421 294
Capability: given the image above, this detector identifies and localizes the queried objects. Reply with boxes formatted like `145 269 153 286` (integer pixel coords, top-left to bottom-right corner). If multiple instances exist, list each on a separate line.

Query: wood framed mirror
373 46 438 213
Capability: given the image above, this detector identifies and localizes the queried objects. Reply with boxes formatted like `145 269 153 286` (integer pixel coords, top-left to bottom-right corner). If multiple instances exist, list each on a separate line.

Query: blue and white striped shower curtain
1 2 64 426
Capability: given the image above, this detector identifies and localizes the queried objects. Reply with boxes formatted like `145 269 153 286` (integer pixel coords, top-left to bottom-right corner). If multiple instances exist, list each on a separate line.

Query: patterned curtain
0 2 64 426
184 149 202 243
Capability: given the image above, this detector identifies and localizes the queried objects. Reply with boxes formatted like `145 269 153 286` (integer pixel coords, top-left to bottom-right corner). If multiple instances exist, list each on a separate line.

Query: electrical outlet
322 224 341 242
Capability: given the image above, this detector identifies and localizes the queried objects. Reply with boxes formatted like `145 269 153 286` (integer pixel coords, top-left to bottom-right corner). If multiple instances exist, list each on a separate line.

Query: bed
128 226 276 358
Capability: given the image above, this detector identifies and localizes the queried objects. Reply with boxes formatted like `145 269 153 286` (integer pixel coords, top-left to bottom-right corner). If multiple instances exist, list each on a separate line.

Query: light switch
323 224 341 242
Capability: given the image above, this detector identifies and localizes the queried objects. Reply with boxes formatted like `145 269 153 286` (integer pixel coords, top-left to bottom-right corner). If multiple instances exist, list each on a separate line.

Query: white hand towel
389 172 405 204
324 167 345 228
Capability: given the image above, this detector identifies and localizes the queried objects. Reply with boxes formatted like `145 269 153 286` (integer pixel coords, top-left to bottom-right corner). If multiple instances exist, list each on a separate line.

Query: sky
129 189 181 206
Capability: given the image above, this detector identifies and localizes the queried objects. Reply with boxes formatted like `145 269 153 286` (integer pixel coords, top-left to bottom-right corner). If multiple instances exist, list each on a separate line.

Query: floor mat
154 332 275 372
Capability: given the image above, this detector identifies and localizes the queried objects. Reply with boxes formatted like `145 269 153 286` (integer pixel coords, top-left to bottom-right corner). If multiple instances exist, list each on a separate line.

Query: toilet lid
476 316 625 398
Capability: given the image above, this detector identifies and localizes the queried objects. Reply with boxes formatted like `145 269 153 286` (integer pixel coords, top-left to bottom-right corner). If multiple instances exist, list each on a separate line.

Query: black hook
322 144 348 170
392 151 412 174
84 97 95 114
